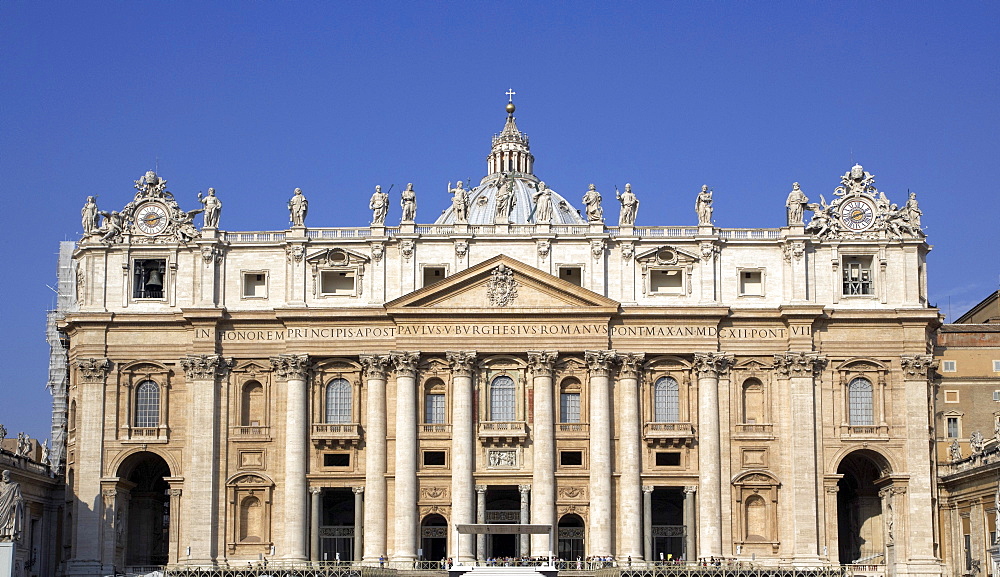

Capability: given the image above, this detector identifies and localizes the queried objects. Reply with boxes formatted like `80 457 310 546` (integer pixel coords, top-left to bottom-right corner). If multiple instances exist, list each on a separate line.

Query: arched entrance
421 514 448 563
117 451 171 567
557 514 584 561
837 450 890 564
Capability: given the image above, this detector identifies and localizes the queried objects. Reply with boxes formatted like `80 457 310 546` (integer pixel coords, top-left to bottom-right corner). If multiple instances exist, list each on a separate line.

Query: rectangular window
560 451 583 466
842 256 874 296
242 272 267 298
324 453 350 467
320 270 356 296
133 259 166 299
994 391 1000 402
649 269 684 294
559 266 582 286
422 266 446 288
655 452 681 466
560 393 581 423
944 390 959 403
423 451 446 466
942 360 957 372
946 417 959 438
739 270 764 296
425 393 445 424
993 360 1000 372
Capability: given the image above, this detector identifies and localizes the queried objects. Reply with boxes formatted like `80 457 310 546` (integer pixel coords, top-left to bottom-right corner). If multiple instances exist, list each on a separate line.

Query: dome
434 100 586 226
435 174 586 225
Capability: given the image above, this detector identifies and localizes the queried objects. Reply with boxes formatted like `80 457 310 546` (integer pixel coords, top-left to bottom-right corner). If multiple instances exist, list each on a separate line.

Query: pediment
636 245 699 265
306 247 369 267
386 255 619 312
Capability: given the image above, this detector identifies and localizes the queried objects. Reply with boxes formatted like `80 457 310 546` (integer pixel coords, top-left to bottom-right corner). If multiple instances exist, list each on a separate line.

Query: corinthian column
774 351 826 562
527 350 558 556
181 354 231 565
586 350 618 556
693 352 732 559
519 484 532 554
447 351 477 563
899 355 940 567
271 354 310 561
69 358 112 576
618 353 645 560
391 351 420 564
360 355 391 564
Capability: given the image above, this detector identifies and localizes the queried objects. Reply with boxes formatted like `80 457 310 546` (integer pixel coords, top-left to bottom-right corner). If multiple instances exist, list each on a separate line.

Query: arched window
239 495 262 542
69 399 77 431
135 380 160 428
653 377 679 422
848 378 874 426
241 381 264 426
745 495 767 541
741 378 764 424
560 379 581 423
490 376 516 421
425 380 446 424
325 378 352 424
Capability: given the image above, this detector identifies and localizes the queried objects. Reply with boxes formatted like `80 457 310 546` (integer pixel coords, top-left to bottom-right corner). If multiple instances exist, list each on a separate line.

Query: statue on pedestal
449 181 468 223
533 181 553 224
198 188 222 228
582 184 603 223
617 183 639 226
288 188 308 227
82 196 99 236
0 470 24 542
400 183 417 223
695 185 713 226
785 182 809 226
495 180 514 224
369 185 389 225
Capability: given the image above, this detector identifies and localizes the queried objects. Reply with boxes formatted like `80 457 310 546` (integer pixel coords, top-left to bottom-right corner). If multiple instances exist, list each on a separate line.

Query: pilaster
899 355 941 570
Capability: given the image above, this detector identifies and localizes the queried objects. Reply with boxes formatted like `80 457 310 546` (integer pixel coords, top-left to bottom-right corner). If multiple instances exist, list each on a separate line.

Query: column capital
309 487 323 495
683 486 698 495
390 351 420 377
353 486 365 495
518 484 532 494
585 350 618 375
74 357 112 383
270 354 310 380
168 488 183 497
642 485 654 494
900 354 938 378
446 351 477 377
359 354 391 379
182 354 233 380
527 351 558 376
476 485 487 493
618 353 645 379
773 351 827 377
693 352 733 377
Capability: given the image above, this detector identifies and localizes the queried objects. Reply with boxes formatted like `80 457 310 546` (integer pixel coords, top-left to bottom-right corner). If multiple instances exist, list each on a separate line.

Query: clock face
135 203 169 235
840 199 876 231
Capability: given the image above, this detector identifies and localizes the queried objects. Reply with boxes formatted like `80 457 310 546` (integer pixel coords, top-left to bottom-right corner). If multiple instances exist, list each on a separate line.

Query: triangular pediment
386 255 620 312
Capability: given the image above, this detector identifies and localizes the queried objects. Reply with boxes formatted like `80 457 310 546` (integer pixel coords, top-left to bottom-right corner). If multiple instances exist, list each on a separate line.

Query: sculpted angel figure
532 181 553 224
582 184 603 223
449 181 469 223
695 185 713 226
0 470 25 541
400 183 416 223
785 182 809 226
198 188 222 228
98 210 124 243
369 185 389 225
288 188 308 227
82 196 99 235
616 183 639 226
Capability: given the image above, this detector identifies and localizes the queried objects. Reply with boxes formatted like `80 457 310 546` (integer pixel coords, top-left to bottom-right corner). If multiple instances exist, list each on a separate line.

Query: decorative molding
359 355 391 380
370 243 384 262
621 242 634 260
75 358 112 383
285 244 305 263
585 350 618 376
400 240 414 261
518 484 532 494
200 245 223 264
900 354 938 378
773 351 827 378
353 486 365 495
590 239 605 260
693 352 733 377
446 351 477 377
558 486 586 500
181 354 232 380
536 240 550 259
475 485 487 493
269 354 310 380
642 485 654 494
421 487 448 500
309 487 322 495
454 241 468 259
618 353 645 379
527 351 558 376
486 264 518 307
390 351 420 377
684 486 698 495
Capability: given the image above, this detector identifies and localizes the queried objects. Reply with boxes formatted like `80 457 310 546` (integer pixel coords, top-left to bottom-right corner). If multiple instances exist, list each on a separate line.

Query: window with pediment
836 359 887 438
560 378 582 423
119 362 171 443
424 379 446 424
227 473 274 553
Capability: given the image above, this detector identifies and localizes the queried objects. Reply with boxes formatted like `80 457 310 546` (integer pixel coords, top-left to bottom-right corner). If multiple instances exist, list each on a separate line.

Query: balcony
478 421 528 444
556 422 590 437
122 426 168 444
230 425 271 442
311 423 362 448
643 422 695 446
734 423 774 439
839 424 889 441
419 423 452 436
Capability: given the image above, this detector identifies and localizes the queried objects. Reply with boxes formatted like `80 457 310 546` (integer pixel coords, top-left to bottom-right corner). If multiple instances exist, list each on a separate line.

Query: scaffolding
45 240 77 473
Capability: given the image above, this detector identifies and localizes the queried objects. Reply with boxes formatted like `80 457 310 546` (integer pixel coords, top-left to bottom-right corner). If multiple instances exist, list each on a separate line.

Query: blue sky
2 2 998 440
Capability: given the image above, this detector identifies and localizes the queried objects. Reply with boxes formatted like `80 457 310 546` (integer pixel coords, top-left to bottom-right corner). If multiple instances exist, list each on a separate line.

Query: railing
557 422 590 434
552 225 590 235
471 225 496 235
307 228 373 239
415 226 453 236
231 425 270 437
126 427 167 442
223 231 286 243
312 423 362 446
634 227 700 238
941 441 1000 477
594 565 854 577
718 228 782 240
478 421 528 439
840 424 889 438
644 422 695 435
734 423 773 435
418 424 451 433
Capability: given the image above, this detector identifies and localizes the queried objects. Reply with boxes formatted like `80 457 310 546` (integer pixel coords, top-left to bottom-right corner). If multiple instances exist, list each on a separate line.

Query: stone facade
59 102 942 576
